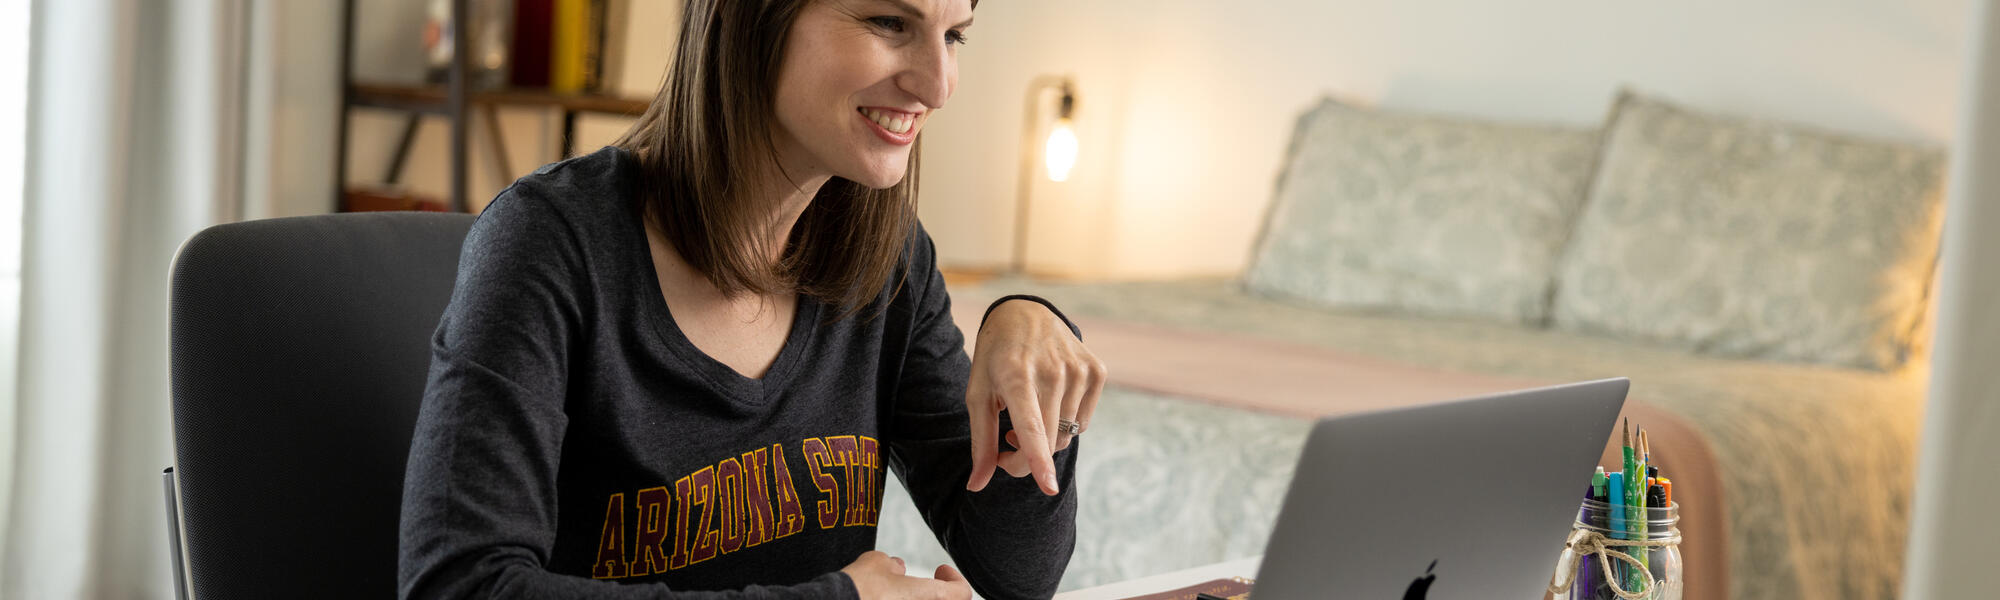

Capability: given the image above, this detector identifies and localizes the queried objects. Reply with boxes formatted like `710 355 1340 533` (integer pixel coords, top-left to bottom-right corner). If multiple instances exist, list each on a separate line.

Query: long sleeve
881 228 1080 600
396 188 857 600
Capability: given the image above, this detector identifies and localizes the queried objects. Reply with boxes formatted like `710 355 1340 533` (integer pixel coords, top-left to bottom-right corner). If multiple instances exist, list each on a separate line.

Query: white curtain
3 0 251 597
1906 1 2000 598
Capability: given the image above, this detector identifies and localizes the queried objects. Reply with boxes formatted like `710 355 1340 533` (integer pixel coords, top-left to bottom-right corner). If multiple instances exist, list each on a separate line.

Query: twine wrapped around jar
1549 498 1683 600
1548 528 1683 599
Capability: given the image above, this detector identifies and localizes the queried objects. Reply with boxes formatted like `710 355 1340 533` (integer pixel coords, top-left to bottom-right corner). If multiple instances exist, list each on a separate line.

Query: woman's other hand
964 299 1105 495
842 551 972 600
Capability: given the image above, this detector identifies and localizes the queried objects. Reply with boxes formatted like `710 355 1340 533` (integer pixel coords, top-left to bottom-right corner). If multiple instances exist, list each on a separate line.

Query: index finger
965 367 1000 492
999 372 1061 495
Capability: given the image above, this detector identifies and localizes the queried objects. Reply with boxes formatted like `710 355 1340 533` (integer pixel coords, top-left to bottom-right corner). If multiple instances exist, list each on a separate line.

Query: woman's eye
866 16 905 32
864 15 965 46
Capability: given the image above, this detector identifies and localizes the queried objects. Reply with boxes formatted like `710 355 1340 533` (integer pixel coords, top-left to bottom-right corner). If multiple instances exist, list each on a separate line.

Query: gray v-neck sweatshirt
398 146 1078 599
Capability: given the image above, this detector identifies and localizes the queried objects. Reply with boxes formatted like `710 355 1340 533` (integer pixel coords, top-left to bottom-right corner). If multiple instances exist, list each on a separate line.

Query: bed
875 278 1924 599
878 90 1940 600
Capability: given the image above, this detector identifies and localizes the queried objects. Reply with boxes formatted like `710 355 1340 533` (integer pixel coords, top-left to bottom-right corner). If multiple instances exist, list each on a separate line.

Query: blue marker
1607 472 1627 535
1607 471 1628 588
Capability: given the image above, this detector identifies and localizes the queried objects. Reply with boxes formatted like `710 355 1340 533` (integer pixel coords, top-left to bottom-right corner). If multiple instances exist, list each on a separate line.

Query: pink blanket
953 302 1728 599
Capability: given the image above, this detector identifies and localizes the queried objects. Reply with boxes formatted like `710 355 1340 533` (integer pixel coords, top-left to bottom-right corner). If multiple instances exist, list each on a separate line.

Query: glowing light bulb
1044 119 1078 182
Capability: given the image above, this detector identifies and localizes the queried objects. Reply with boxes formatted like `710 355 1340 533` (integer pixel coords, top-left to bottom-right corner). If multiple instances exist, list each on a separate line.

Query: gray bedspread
877 277 1926 599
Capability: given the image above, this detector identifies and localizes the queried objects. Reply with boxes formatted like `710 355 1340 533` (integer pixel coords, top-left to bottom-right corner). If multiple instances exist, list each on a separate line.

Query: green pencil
1638 429 1652 582
1622 420 1641 591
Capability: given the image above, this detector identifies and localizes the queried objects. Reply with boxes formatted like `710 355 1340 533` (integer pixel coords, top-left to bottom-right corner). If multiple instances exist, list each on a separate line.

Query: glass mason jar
1552 499 1683 600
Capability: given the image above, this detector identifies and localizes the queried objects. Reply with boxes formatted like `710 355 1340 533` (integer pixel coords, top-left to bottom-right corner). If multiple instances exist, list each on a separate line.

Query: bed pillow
1550 91 1946 370
1244 98 1600 325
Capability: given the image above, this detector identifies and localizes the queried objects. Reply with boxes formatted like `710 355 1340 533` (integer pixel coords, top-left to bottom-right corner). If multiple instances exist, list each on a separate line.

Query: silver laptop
1250 378 1629 599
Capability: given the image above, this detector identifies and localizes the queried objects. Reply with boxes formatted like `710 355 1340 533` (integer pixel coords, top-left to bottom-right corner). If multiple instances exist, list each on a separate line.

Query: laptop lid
1250 378 1629 599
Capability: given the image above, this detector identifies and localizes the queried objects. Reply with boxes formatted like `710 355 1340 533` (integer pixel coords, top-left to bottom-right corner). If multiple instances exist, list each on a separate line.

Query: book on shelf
599 0 630 95
513 0 627 95
551 0 615 94
582 0 608 92
550 0 586 92
509 0 552 88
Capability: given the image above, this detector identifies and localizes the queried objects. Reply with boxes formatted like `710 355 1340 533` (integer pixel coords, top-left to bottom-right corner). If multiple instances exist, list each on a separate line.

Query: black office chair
165 212 475 599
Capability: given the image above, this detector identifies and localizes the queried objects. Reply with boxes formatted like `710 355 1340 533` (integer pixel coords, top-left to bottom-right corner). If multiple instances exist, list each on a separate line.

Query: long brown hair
613 0 927 320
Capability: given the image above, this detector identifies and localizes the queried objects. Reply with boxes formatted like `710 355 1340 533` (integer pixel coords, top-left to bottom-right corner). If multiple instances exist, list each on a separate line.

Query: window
0 0 30 511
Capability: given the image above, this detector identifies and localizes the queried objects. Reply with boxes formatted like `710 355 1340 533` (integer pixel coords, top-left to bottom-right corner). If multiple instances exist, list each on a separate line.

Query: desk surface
1053 556 1262 600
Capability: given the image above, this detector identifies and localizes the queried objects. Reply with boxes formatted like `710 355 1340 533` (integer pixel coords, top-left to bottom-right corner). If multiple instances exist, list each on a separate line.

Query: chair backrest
168 212 475 598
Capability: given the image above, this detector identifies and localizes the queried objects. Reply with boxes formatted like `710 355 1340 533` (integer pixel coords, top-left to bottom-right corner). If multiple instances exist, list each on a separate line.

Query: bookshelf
334 0 650 213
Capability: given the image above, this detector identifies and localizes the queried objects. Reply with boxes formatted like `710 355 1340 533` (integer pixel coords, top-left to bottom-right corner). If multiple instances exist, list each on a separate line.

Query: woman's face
771 0 972 190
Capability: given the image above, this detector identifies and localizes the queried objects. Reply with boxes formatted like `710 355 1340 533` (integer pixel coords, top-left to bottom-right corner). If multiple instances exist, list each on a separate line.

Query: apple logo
1403 559 1437 600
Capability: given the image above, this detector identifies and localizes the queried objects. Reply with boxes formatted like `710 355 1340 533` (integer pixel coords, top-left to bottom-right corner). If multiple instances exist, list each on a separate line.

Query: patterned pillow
1244 98 1600 324
1550 91 1946 370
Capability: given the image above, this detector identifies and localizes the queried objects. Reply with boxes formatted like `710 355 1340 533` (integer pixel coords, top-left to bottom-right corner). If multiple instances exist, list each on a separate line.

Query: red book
510 0 553 87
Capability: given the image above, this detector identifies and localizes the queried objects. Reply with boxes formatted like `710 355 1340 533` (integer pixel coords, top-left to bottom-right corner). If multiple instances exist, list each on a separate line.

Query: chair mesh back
169 212 474 598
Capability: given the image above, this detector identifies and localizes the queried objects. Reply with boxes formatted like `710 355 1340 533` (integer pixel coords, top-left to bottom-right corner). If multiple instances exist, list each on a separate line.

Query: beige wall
920 0 1971 278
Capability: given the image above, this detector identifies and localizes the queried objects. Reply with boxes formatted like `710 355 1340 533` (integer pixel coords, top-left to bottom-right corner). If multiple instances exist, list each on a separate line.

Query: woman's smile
857 106 922 145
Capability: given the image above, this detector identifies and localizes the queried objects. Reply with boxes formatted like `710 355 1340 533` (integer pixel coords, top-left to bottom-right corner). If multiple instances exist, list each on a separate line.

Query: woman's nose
896 39 955 110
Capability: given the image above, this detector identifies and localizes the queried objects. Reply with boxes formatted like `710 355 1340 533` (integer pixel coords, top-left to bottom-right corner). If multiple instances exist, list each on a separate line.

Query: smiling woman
396 1 1102 599
611 0 976 316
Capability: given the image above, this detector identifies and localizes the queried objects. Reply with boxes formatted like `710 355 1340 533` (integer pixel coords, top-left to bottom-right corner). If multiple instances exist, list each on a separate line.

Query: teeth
862 108 914 135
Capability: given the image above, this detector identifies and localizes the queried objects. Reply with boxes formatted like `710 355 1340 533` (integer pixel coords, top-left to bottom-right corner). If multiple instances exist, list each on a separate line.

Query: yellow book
551 0 589 93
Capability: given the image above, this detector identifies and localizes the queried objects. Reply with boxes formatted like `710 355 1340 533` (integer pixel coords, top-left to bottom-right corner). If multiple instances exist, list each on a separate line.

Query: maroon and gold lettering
771 442 808 539
670 475 692 571
591 493 629 579
802 437 842 530
629 487 672 576
687 466 718 565
858 436 881 526
827 436 867 527
740 447 776 548
716 457 745 554
589 435 877 579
